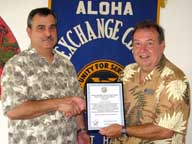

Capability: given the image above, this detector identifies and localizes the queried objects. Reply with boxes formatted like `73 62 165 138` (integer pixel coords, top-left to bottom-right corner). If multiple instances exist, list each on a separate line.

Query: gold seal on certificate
86 82 125 131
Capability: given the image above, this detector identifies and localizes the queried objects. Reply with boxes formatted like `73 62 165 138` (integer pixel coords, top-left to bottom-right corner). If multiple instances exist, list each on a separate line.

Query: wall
0 0 191 143
0 0 48 143
160 1 192 142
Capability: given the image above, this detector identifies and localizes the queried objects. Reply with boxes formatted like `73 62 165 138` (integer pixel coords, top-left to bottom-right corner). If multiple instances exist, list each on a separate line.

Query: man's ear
160 41 165 53
26 27 31 37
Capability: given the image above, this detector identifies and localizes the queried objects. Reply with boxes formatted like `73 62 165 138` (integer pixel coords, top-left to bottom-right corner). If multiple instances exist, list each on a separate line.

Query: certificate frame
85 82 125 132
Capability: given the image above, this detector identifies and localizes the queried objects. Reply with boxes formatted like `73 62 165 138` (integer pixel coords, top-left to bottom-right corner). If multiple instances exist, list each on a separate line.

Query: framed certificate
86 82 125 132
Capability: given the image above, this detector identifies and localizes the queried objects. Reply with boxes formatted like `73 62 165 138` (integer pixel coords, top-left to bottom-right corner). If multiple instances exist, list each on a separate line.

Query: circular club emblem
78 59 124 92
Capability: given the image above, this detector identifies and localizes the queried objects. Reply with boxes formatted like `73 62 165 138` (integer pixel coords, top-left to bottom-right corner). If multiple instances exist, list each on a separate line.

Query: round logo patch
78 59 124 92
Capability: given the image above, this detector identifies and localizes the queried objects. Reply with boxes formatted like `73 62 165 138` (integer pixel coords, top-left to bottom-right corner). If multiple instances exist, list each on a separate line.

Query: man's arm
6 97 85 120
76 114 90 144
99 123 174 140
126 123 174 140
76 114 86 130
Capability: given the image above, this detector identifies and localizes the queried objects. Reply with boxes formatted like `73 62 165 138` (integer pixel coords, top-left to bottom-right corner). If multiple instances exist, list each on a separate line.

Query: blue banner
51 1 159 143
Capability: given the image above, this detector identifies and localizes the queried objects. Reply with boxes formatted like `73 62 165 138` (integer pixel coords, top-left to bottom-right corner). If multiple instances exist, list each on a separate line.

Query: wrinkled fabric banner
51 1 159 143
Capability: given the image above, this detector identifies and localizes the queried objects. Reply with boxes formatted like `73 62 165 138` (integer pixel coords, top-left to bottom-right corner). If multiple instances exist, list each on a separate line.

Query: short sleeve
1 60 28 114
154 76 190 134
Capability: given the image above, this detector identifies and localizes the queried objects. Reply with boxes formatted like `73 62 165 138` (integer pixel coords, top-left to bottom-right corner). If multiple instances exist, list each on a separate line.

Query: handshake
57 96 86 118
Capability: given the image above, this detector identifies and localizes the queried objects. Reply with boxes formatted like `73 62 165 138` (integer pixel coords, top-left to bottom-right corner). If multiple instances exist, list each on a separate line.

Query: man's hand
71 97 86 111
77 131 90 144
99 124 122 138
57 97 86 118
57 102 81 118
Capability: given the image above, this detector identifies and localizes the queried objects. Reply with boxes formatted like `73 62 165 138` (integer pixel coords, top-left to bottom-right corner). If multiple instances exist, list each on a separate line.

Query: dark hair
132 20 165 43
27 7 57 28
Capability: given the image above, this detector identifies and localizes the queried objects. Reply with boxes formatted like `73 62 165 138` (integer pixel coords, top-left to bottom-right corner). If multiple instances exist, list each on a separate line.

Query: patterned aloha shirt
112 55 190 144
1 47 84 144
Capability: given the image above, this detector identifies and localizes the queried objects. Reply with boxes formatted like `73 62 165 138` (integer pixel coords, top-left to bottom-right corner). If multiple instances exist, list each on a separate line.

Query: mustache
43 36 54 41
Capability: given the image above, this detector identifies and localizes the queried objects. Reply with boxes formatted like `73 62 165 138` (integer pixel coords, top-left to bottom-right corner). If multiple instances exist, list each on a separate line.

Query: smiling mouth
139 55 149 59
43 38 53 42
43 39 55 44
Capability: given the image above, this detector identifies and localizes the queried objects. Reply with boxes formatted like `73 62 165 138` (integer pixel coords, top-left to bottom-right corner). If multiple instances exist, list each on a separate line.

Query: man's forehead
133 28 159 39
135 27 157 33
31 15 56 25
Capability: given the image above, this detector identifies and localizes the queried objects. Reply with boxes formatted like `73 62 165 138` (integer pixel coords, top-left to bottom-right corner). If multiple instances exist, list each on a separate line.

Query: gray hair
27 7 57 28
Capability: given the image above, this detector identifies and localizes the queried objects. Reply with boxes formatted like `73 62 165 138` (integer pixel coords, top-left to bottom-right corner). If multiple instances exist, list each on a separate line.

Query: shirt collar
138 54 166 83
28 47 57 64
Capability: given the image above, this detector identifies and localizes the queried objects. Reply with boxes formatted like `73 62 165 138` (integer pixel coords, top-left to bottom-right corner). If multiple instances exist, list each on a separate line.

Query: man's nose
44 28 51 36
139 43 148 52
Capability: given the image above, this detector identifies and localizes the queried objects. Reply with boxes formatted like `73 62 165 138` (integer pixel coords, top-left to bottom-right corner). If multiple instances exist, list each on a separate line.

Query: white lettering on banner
73 24 89 45
121 27 134 50
85 21 97 40
88 135 111 144
66 30 81 47
76 1 133 16
90 135 95 144
103 136 111 144
57 18 133 58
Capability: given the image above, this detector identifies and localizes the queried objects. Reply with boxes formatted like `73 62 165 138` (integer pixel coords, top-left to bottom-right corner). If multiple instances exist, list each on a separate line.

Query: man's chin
43 44 55 49
40 46 54 50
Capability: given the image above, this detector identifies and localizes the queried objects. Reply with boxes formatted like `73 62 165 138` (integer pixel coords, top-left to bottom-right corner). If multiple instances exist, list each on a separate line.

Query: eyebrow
36 23 56 27
133 39 155 42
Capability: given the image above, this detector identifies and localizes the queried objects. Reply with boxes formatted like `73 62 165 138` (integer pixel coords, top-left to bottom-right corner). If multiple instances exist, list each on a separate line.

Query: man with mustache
99 20 190 144
1 7 90 144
